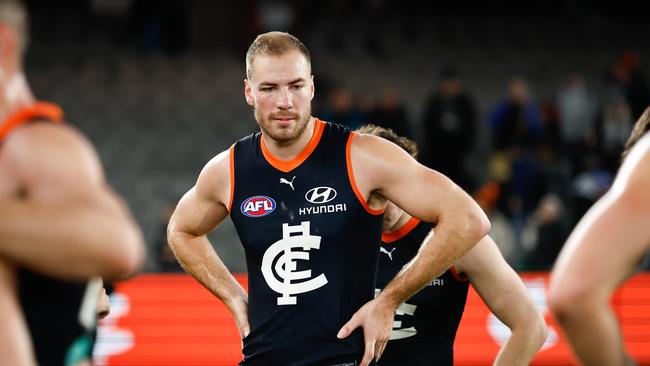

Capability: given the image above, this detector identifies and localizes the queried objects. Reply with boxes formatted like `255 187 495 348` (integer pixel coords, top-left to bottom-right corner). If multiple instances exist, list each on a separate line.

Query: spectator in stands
557 73 597 173
370 86 413 139
521 193 568 270
420 66 478 190
488 78 543 152
319 86 367 130
571 154 614 224
607 50 650 120
595 92 633 172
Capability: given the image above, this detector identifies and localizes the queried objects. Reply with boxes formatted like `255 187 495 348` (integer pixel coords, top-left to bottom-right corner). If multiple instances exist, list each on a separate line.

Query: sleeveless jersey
0 103 100 366
229 119 384 366
376 218 469 366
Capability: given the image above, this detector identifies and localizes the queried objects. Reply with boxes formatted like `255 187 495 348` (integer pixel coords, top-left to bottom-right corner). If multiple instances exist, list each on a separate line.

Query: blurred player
358 124 547 366
0 1 145 364
548 106 650 366
168 31 490 366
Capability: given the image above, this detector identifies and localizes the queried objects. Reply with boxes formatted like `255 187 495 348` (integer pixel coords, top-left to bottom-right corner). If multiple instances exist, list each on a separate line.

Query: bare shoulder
351 132 411 163
4 121 104 188
350 132 419 187
195 147 232 205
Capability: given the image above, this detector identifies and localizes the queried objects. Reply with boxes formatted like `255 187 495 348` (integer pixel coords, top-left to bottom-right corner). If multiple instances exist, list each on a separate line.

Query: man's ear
244 79 254 106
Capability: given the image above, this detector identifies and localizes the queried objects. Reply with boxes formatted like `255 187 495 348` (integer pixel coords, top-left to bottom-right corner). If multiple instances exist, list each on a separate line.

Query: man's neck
0 72 36 122
262 116 315 161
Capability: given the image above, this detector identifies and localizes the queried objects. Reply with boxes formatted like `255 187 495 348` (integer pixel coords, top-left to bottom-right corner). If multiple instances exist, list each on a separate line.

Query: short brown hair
621 105 650 161
0 0 28 61
245 31 311 80
356 124 418 159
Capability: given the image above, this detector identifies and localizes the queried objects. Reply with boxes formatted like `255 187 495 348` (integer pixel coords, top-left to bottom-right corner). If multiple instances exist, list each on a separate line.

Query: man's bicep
170 152 231 237
388 166 460 222
171 186 229 237
354 133 459 222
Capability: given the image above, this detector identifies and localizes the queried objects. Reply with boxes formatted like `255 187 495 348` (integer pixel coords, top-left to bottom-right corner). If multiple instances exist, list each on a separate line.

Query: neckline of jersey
260 118 325 173
0 102 63 141
382 216 421 243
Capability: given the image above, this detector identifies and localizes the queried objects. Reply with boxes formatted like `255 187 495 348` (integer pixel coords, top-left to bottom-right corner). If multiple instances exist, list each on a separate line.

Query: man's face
245 50 314 144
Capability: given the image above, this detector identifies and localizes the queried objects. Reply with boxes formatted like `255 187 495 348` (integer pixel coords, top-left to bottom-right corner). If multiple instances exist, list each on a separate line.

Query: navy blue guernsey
229 119 384 366
376 218 469 366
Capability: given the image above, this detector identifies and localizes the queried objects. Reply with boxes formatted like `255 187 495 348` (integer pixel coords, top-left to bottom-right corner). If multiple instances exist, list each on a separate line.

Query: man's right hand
232 299 251 340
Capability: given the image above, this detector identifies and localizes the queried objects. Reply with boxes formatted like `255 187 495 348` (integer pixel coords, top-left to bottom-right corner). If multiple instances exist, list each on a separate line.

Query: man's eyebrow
258 78 305 87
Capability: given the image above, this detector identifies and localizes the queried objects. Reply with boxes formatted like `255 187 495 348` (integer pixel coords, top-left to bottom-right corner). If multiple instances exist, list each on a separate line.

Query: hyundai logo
305 187 337 204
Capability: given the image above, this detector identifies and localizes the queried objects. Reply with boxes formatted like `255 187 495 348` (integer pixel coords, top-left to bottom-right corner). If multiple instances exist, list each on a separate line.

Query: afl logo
305 187 337 204
241 196 276 217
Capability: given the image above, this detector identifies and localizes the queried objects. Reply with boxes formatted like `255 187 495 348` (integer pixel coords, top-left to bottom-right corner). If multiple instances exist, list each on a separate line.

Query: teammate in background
548 106 650 366
0 1 145 364
168 31 490 366
358 125 547 366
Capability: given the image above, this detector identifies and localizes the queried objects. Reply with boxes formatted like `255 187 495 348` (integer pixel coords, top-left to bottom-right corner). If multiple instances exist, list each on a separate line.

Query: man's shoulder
7 119 87 148
3 121 95 167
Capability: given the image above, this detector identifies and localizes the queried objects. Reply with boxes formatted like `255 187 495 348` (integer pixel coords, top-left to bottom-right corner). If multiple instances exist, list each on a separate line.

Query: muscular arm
167 149 249 338
355 134 490 309
548 135 650 366
0 123 144 280
339 134 490 365
455 236 547 366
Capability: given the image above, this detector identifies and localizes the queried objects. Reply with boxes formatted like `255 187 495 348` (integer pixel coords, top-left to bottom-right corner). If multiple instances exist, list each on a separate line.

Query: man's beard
255 108 311 144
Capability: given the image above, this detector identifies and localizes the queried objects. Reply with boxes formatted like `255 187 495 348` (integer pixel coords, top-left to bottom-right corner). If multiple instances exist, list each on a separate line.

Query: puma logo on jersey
380 246 397 261
280 176 296 190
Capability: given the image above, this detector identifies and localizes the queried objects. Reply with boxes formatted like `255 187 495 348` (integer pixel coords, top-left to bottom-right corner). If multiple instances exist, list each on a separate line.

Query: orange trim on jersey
260 119 325 173
0 102 63 141
346 132 384 216
450 266 468 282
227 144 235 214
382 217 421 243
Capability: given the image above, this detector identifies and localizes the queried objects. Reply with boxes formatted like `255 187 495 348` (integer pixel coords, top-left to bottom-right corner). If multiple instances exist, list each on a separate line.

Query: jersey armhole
227 144 235 214
346 132 384 216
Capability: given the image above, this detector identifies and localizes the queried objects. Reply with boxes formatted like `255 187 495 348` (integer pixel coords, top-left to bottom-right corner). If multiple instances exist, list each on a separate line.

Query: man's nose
276 87 293 109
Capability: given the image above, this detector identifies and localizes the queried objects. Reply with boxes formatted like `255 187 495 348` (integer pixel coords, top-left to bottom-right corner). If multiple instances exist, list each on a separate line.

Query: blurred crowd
313 51 649 271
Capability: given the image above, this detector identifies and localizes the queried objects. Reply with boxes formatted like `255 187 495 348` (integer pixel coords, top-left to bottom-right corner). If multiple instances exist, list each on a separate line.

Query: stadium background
22 0 650 364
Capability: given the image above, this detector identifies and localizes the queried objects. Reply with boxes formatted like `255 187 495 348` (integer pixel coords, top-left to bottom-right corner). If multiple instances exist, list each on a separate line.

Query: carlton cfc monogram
261 221 328 305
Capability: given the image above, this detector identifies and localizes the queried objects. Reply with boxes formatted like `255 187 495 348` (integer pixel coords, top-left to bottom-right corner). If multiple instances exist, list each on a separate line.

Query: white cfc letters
261 222 328 305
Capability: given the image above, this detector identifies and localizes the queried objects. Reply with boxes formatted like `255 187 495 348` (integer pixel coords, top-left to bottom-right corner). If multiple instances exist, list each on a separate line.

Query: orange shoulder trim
382 217 421 243
0 102 63 141
346 132 384 216
227 144 236 214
